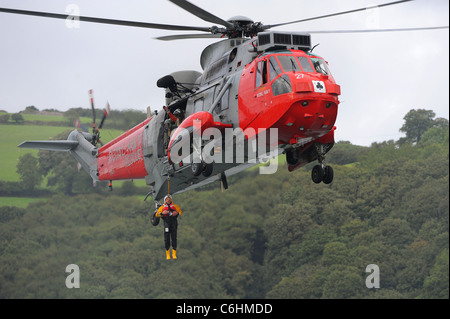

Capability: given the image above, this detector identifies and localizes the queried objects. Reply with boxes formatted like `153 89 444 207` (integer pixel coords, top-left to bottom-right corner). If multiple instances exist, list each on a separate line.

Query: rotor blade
155 33 224 41
306 25 449 34
0 7 211 32
264 0 413 29
74 118 89 133
168 0 234 28
89 89 96 127
97 102 111 130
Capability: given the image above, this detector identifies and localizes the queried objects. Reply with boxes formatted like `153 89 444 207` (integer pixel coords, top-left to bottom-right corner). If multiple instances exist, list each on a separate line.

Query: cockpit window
310 57 331 75
296 56 314 73
272 74 292 96
269 56 282 81
255 60 268 87
276 55 300 73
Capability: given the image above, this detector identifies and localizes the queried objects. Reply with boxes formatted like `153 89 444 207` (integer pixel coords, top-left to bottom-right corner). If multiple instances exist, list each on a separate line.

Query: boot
166 250 171 260
172 249 177 260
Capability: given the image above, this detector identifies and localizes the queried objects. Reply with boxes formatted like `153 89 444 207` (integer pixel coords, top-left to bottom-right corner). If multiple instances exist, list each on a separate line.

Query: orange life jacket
162 203 177 216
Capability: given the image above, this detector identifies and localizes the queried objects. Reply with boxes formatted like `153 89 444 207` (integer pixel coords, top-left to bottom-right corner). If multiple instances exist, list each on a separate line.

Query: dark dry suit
156 203 182 250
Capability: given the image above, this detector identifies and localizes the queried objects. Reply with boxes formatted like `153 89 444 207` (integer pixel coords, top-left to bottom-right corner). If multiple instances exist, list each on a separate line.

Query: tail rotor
88 89 110 147
98 101 110 131
74 117 89 133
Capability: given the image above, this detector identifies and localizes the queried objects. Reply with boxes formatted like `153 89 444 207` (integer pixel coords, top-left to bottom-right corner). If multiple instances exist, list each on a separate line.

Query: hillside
0 108 448 299
0 123 448 298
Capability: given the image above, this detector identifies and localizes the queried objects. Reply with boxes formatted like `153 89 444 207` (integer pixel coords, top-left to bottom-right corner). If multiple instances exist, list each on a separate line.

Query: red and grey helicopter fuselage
52 31 340 200
19 31 340 201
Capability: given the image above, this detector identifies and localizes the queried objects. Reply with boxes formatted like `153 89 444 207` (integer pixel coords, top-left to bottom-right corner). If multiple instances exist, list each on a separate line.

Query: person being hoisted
155 194 183 260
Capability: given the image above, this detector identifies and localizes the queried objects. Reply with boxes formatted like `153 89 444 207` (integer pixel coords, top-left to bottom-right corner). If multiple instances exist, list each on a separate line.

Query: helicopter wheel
311 165 324 184
191 161 204 176
202 162 214 177
323 165 334 184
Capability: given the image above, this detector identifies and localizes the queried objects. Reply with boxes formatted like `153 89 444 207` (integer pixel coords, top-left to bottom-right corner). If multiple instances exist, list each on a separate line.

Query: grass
0 124 124 182
0 113 149 208
21 113 92 124
0 125 70 181
0 111 92 125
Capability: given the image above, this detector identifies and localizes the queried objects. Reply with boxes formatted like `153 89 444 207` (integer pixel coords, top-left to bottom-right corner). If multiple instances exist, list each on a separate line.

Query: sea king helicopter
2 0 447 202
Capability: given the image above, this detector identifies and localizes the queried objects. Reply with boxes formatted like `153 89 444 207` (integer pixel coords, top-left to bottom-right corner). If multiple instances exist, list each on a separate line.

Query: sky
0 0 448 146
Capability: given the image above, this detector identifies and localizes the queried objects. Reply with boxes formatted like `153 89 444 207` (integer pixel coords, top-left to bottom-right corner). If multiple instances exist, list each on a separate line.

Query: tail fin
18 140 78 151
18 130 99 182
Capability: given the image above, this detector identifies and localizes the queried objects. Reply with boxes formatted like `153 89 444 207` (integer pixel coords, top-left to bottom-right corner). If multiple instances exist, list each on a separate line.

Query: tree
433 117 449 130
327 141 369 165
119 180 138 196
0 113 10 123
399 109 436 144
16 153 43 191
11 113 24 123
419 127 447 145
321 265 365 298
420 249 449 299
24 105 39 113
322 242 352 267
46 155 85 195
37 131 100 195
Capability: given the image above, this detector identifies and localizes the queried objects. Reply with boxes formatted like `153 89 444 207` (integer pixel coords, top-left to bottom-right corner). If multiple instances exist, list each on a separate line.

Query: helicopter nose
267 72 340 145
273 97 338 145
238 63 340 145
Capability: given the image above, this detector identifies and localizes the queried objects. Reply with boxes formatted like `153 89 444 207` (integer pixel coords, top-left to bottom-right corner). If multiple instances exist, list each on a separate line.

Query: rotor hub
227 15 254 26
223 16 264 38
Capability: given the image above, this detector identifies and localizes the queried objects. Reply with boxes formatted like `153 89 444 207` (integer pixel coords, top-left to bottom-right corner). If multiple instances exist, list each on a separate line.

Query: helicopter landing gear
311 143 334 184
191 140 215 177
191 161 214 177
311 164 324 183
191 161 204 176
311 164 333 184
323 165 334 184
202 162 214 177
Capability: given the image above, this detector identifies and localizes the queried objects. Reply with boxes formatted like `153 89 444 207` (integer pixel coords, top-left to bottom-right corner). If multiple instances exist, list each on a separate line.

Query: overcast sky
0 0 448 146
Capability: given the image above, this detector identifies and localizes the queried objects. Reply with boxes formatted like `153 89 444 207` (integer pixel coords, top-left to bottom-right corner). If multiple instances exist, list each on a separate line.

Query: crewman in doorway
155 194 183 260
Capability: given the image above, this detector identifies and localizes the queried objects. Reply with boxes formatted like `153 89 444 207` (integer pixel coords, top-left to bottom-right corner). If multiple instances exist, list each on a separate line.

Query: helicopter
2 0 448 202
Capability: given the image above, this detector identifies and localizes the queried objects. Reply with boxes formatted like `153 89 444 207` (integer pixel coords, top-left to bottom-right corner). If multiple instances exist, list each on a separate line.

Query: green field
20 113 92 124
0 111 92 124
0 113 148 204
1 112 148 207
0 124 124 182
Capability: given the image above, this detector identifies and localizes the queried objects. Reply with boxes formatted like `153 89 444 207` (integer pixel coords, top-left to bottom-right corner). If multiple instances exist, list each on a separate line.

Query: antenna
310 43 320 53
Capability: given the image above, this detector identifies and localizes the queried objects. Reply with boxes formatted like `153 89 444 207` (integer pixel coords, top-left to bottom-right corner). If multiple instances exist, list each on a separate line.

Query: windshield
269 56 282 81
310 57 330 75
296 56 314 73
276 55 300 73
